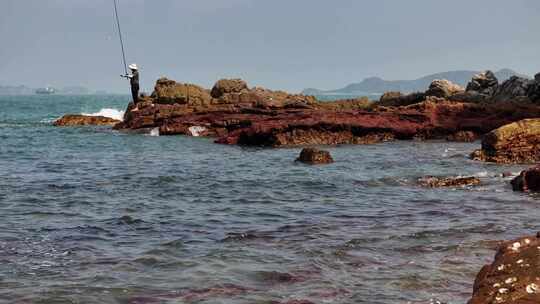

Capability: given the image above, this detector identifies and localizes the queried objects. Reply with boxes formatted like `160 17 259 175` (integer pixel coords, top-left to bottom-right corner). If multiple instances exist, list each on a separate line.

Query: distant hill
303 69 529 96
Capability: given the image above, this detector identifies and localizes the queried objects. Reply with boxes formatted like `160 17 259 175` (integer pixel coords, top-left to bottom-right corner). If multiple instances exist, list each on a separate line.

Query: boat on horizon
35 87 56 95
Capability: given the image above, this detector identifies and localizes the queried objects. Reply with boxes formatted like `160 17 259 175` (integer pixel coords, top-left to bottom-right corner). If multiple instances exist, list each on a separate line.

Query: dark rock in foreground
53 114 120 126
469 234 540 304
472 119 540 164
296 148 334 165
418 176 481 188
511 166 540 192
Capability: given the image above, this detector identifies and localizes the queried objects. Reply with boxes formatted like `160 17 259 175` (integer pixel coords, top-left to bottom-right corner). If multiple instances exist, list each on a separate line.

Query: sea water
0 95 539 303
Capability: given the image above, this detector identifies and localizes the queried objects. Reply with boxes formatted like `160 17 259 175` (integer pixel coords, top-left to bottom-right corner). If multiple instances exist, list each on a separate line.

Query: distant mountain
303 69 529 96
0 85 35 95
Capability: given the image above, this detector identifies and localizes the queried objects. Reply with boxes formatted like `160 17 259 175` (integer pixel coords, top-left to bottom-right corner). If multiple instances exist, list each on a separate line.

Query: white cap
128 63 138 70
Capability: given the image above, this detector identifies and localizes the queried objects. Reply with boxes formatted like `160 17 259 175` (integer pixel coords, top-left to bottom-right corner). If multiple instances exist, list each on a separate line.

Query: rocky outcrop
469 234 540 304
418 176 481 188
471 119 540 164
511 166 540 192
425 79 464 98
492 76 533 102
466 71 499 96
210 79 248 98
114 77 540 147
151 78 212 105
296 148 334 165
53 114 120 126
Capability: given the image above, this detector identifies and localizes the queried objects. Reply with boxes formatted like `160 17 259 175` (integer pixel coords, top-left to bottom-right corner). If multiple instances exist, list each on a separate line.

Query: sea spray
81 108 125 121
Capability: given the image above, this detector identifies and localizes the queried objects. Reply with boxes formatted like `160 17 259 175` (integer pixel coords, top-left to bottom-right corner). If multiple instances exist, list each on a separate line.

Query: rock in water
425 79 464 98
511 166 540 192
53 114 120 126
466 70 499 96
418 176 481 188
468 234 540 304
296 148 334 165
471 119 540 164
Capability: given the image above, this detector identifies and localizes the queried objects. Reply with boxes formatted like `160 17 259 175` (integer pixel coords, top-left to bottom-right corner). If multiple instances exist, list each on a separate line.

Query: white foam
149 128 160 137
81 108 125 121
188 126 207 137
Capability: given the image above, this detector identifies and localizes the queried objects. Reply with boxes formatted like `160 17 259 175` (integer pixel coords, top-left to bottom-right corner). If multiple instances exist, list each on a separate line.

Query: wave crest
81 108 124 121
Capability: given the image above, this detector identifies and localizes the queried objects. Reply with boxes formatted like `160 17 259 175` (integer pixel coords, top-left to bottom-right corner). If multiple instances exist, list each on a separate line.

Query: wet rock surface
53 114 120 126
295 148 334 165
469 234 540 304
446 131 478 142
418 176 481 188
472 119 540 164
511 166 540 192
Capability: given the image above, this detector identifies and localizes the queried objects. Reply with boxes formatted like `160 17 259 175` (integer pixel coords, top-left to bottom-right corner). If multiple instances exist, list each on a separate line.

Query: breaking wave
81 108 125 121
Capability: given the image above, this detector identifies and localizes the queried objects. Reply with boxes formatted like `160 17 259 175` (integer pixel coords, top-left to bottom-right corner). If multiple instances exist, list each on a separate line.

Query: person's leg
131 87 139 104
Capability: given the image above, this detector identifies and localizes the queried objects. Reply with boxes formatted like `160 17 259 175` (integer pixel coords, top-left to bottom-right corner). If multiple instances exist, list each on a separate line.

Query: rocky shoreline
108 72 540 148
55 70 540 303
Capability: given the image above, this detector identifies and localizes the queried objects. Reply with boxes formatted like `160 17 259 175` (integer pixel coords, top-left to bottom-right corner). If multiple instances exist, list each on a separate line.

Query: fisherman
121 63 140 104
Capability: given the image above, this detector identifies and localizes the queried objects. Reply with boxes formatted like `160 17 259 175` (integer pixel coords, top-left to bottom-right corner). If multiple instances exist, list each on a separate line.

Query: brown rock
53 114 120 126
378 91 425 107
511 166 540 192
468 234 540 304
418 176 481 188
425 79 464 98
472 119 540 164
296 148 334 165
152 77 212 105
210 79 248 98
446 131 478 142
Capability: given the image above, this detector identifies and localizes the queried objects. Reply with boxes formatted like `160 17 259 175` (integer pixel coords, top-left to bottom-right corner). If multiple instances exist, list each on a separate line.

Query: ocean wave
81 108 125 121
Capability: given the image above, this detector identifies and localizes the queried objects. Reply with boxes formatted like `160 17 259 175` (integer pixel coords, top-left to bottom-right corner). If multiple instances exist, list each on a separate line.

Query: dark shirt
130 70 139 89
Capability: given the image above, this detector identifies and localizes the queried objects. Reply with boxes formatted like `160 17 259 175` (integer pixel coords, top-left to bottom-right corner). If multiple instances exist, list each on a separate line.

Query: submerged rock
418 176 481 188
296 148 334 165
511 166 540 192
472 119 540 164
469 234 540 304
53 114 120 126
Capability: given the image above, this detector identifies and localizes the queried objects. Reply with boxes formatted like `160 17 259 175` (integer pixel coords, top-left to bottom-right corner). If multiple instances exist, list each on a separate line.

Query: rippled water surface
1 95 539 304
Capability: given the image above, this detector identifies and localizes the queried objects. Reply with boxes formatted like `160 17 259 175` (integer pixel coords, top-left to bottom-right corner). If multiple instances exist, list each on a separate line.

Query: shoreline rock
469 234 540 304
53 114 120 126
511 166 540 192
472 119 540 164
110 73 540 147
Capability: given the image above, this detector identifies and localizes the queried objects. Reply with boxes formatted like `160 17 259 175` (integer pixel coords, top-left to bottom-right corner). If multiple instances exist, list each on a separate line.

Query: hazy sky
1 0 539 93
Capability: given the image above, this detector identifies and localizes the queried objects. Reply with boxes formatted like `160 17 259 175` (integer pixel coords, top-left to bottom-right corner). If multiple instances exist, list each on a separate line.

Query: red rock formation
114 78 540 147
53 114 120 126
469 234 540 304
511 166 540 192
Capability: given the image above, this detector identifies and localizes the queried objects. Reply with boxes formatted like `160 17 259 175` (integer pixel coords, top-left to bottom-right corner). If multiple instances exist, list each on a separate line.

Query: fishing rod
113 0 128 76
